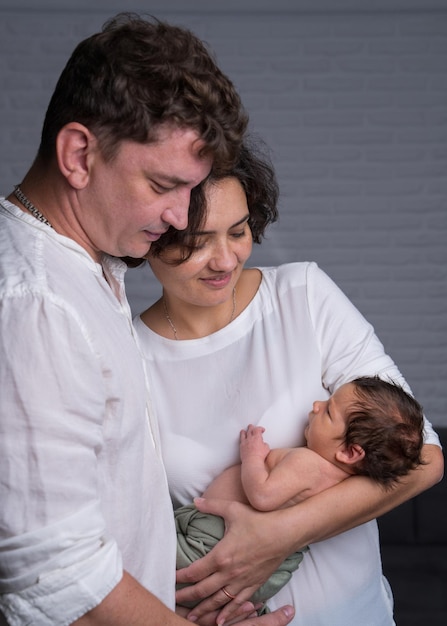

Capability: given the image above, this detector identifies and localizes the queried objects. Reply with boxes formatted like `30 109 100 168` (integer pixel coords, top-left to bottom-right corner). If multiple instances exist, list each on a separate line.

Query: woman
134 142 443 626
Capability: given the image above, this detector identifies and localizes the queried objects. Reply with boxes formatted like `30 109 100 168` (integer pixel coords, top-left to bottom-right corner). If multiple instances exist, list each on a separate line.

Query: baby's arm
239 425 272 509
241 424 302 511
240 425 347 511
201 426 272 505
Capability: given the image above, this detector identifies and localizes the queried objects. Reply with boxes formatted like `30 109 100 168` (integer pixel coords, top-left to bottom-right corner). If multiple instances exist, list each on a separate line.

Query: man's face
76 124 213 261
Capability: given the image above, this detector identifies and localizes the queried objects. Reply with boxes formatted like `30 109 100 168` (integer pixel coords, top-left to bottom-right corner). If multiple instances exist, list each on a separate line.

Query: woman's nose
209 241 237 271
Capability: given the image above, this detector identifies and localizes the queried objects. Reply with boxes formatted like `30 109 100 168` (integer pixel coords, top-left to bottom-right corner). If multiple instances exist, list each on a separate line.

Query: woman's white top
134 262 440 626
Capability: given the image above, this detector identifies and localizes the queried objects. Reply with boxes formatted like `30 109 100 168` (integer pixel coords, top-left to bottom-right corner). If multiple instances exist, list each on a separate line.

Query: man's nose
162 189 191 231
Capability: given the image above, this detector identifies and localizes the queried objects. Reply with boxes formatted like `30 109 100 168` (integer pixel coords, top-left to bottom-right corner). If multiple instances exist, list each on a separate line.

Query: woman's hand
175 498 295 625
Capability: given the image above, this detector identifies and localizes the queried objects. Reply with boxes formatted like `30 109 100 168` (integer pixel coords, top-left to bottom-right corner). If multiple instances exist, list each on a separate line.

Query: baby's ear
335 444 365 467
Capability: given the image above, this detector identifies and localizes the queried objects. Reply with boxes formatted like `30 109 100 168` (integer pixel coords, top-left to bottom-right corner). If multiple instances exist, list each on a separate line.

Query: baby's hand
240 424 270 461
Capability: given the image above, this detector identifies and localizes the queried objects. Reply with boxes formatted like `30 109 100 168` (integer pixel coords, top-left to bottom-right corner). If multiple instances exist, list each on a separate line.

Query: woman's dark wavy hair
343 376 425 489
146 138 279 266
38 12 247 171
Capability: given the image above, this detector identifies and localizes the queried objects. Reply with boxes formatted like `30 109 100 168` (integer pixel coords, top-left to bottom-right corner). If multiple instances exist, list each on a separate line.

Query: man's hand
177 602 295 626
223 605 294 626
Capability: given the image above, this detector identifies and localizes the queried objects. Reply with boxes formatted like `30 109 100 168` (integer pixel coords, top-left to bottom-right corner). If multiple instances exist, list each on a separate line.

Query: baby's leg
202 463 249 504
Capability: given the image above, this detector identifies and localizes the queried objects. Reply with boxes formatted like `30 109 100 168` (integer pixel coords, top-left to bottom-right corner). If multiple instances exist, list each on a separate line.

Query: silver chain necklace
163 287 237 341
13 185 53 228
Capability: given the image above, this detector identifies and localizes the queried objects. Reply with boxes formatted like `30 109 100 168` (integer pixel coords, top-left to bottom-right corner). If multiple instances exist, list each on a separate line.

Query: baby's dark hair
343 376 425 488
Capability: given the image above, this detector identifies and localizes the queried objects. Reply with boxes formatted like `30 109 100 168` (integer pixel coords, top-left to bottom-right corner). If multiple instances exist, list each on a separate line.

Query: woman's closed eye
231 229 247 239
230 223 251 239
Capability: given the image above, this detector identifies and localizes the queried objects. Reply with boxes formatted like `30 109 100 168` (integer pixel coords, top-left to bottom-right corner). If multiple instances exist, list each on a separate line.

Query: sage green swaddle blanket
175 503 308 608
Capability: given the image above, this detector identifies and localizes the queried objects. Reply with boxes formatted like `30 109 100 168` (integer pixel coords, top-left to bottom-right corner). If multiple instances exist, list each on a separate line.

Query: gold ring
221 586 236 600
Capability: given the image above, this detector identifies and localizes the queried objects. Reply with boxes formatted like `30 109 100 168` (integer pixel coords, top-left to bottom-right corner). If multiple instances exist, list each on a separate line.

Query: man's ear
56 122 97 189
335 443 365 467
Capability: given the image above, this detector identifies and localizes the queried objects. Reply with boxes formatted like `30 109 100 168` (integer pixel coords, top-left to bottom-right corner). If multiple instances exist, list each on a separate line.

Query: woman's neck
162 288 237 340
141 268 262 340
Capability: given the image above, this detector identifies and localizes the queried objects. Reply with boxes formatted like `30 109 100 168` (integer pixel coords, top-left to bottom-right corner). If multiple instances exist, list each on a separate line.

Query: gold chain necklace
13 185 53 228
163 288 237 341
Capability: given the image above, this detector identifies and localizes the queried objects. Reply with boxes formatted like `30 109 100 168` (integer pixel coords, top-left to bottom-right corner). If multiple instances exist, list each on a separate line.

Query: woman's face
148 176 253 308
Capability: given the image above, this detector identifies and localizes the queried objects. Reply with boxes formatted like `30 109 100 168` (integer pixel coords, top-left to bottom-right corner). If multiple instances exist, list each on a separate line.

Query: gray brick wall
1 0 446 426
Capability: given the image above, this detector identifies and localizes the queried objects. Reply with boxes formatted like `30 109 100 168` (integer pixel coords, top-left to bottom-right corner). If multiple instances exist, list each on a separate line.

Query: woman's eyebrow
193 214 250 236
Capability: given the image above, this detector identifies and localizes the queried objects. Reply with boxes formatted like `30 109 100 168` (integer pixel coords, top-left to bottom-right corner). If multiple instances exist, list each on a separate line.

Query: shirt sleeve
0 292 122 625
306 262 441 447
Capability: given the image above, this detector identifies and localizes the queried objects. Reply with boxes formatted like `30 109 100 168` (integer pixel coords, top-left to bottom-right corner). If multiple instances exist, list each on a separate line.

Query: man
0 13 294 626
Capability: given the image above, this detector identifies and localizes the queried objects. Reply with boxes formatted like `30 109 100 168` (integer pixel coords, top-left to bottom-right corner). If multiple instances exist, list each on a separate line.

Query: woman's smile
200 273 233 289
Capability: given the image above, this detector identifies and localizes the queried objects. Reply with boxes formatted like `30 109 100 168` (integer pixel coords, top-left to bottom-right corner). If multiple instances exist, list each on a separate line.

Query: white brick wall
1 1 446 426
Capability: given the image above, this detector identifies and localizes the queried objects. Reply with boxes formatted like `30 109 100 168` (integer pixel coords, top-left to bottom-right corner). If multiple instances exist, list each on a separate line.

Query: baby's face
305 383 356 460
